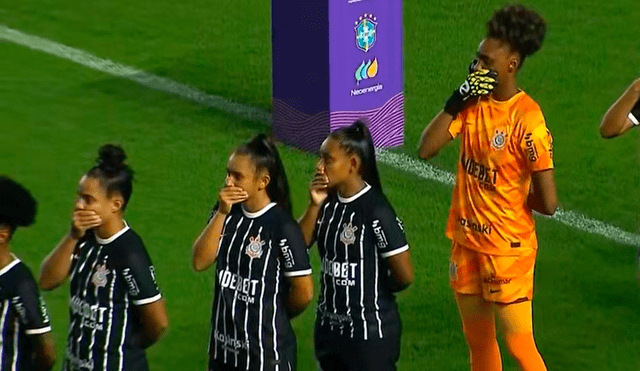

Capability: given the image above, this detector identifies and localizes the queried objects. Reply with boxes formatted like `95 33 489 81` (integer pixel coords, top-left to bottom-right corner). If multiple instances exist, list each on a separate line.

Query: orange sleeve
520 110 554 172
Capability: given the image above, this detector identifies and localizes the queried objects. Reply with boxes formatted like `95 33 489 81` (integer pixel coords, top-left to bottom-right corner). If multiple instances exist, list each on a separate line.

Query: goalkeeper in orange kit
418 4 555 371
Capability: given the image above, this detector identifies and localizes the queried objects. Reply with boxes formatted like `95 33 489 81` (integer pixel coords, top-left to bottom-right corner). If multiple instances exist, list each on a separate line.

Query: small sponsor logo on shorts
483 276 512 285
510 242 521 248
489 289 501 294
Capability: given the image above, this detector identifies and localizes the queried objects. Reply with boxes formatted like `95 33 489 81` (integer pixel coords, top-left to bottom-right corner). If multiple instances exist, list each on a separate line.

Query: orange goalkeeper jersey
445 91 554 256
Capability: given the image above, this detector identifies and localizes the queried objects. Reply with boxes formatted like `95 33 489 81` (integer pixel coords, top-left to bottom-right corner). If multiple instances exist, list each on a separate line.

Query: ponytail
236 134 292 215
329 120 383 192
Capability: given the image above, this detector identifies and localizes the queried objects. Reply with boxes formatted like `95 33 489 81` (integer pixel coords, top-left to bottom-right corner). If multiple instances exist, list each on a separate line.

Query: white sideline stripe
2 24 639 248
376 151 640 247
0 25 271 125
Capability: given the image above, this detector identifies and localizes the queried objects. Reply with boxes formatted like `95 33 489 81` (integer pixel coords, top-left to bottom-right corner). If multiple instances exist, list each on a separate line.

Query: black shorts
314 325 401 371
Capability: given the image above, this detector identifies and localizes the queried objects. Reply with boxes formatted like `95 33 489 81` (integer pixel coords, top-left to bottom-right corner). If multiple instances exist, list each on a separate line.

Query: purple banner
272 0 403 151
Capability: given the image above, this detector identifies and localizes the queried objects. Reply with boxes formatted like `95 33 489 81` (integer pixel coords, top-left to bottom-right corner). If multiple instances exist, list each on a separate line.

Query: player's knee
503 332 537 360
463 323 496 350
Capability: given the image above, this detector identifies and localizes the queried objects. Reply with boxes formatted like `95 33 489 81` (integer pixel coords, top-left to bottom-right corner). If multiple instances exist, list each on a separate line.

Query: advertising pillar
272 0 403 152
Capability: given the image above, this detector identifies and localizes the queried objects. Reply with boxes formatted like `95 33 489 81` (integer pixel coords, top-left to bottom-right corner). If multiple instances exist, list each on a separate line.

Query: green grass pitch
1 0 640 369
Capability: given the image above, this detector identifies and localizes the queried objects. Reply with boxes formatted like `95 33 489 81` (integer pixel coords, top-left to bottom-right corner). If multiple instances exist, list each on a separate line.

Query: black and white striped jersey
208 202 312 371
0 256 51 371
314 184 409 341
64 223 162 371
630 98 640 126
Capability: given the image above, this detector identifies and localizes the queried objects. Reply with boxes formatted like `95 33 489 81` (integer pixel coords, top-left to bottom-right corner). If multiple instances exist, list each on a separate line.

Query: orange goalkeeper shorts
449 241 537 304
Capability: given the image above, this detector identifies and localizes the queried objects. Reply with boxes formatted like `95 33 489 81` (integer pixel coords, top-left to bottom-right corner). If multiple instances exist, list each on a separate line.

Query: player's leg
450 242 502 371
487 250 546 371
494 300 546 371
315 327 350 371
455 293 502 371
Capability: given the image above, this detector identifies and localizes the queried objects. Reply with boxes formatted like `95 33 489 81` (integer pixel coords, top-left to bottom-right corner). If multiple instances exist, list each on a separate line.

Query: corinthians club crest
246 235 265 259
340 222 358 247
92 264 109 288
491 130 507 150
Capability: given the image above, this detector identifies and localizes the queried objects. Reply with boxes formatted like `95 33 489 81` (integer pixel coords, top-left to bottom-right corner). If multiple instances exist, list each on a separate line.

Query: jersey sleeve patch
13 266 52 334
279 219 312 275
521 111 554 172
372 204 409 257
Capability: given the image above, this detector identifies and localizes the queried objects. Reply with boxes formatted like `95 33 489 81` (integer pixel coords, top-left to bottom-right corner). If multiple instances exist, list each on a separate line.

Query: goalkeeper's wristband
444 88 468 116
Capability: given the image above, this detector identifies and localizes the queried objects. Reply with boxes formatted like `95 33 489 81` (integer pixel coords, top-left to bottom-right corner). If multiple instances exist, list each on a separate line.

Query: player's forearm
32 333 55 370
192 212 226 271
133 300 169 349
285 281 313 318
418 110 454 160
33 352 55 371
39 233 77 290
600 81 640 138
527 169 557 216
298 203 320 247
527 187 557 215
133 325 166 349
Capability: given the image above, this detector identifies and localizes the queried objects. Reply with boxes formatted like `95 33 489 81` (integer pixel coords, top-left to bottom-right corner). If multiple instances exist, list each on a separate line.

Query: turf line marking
0 25 271 125
3 24 639 247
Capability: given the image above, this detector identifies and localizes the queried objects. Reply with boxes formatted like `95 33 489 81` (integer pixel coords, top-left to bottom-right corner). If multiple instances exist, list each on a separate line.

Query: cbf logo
354 13 377 52
491 130 506 150
245 235 265 259
340 222 358 247
92 264 109 288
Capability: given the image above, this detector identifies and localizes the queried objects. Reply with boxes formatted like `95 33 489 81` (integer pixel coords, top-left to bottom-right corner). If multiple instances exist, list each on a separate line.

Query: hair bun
97 144 127 175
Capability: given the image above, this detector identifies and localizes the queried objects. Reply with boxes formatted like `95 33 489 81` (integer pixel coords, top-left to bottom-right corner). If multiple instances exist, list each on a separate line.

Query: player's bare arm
418 111 456 160
527 169 557 215
31 332 55 370
600 77 640 139
285 275 314 318
192 184 248 271
133 299 169 349
385 250 413 292
39 209 102 290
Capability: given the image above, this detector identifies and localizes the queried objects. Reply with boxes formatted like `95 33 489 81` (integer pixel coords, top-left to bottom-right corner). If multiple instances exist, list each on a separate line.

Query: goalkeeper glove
444 67 498 116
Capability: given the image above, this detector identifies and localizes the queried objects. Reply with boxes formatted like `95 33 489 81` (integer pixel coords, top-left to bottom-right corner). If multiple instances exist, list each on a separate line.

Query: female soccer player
599 76 640 138
0 176 55 370
192 134 313 371
39 144 168 371
298 121 413 371
418 4 556 371
599 76 640 287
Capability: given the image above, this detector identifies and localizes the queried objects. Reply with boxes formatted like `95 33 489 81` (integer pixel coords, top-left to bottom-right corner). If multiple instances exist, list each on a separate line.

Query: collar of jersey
488 90 524 104
95 221 130 245
338 183 371 203
0 254 21 277
241 202 277 218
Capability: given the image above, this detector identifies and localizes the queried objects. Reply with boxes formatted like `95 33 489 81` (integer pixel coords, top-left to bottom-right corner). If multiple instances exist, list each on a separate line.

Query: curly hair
0 176 37 235
486 4 546 65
